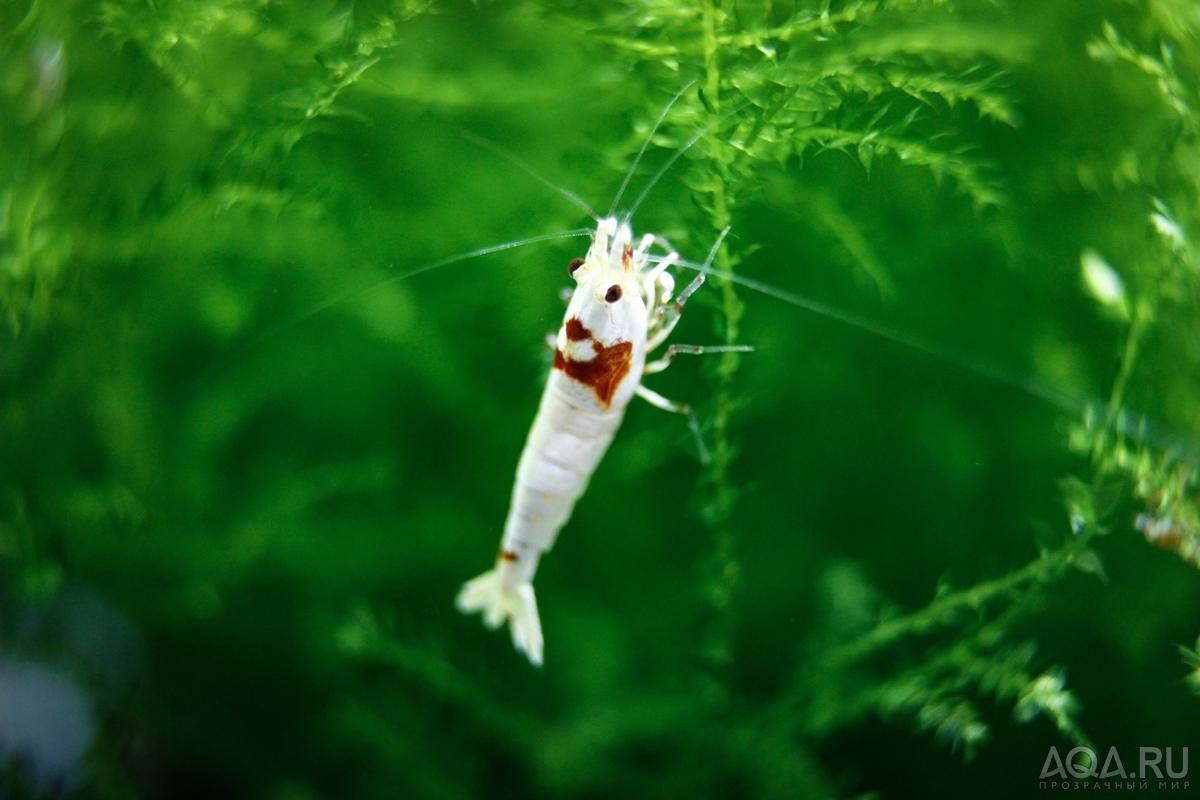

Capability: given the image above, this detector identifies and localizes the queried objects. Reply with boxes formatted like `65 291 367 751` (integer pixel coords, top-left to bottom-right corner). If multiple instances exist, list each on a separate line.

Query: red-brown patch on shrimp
564 317 591 341
553 339 633 407
621 247 632 268
499 550 519 563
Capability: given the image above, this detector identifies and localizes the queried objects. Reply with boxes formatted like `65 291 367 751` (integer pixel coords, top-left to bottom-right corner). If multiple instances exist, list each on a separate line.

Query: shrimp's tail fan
456 568 544 667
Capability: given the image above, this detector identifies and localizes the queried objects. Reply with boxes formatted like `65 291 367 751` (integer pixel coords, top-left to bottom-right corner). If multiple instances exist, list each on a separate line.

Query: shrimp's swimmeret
455 216 715 666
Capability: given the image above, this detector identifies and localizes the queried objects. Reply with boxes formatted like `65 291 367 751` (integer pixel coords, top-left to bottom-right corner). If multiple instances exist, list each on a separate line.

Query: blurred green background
1 1 1197 798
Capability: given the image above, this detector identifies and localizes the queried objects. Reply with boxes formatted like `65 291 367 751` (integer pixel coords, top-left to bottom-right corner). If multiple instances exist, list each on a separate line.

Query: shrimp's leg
636 384 710 465
647 272 705 351
643 343 755 375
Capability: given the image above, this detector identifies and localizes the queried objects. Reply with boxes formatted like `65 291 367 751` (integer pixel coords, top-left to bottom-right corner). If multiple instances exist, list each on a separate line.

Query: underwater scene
1 0 1198 798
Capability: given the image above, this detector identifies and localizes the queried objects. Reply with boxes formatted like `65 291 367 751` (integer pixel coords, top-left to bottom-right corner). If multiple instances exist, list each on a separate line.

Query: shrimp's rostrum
456 216 695 666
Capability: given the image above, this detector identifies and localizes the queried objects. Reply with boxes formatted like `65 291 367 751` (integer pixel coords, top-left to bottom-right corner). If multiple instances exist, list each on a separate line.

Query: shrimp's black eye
605 285 623 303
568 257 585 276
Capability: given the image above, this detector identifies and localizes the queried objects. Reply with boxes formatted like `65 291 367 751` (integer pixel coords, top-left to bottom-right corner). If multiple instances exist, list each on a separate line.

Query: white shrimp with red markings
453 84 756 666
454 214 727 666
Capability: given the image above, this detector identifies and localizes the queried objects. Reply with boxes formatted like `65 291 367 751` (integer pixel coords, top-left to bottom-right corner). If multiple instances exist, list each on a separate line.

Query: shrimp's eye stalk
605 285 622 303
568 257 585 277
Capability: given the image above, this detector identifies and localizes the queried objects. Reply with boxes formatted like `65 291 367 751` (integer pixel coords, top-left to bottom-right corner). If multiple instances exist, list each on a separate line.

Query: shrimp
455 217 729 666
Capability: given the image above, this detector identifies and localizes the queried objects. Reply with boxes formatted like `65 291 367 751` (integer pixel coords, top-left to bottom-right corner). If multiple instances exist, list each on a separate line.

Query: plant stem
698 0 746 690
1105 300 1149 429
1091 294 1154 483
768 543 1080 732
817 546 1075 672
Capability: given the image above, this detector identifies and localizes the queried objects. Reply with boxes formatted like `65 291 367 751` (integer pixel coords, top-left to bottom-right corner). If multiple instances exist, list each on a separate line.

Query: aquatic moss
1 1 1197 797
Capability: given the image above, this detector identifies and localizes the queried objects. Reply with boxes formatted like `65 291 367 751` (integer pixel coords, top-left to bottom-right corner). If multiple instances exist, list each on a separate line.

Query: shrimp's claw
456 569 544 667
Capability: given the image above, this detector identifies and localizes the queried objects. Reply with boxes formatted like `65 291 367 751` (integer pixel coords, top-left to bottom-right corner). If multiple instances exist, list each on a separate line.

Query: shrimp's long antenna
194 229 593 394
461 132 600 222
608 81 698 217
668 254 1077 407
663 255 1200 464
625 101 751 222
297 229 593 324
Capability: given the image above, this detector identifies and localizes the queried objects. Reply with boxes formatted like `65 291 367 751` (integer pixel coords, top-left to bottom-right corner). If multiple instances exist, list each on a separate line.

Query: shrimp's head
563 217 656 338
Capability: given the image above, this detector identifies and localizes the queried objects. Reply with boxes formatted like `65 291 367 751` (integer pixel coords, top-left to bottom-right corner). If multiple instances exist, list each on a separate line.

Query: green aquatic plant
1 0 1198 798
